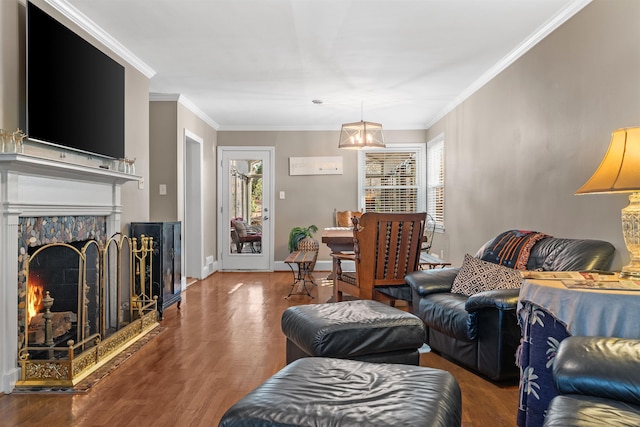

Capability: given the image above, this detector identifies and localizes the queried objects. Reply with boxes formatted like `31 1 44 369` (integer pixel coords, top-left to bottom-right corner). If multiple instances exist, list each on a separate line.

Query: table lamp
576 127 640 278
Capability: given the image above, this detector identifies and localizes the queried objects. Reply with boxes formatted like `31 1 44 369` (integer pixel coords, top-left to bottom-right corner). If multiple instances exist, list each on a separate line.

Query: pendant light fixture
338 102 385 149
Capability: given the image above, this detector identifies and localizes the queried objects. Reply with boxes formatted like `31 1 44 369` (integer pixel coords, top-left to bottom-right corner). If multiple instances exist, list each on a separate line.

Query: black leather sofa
544 336 640 426
405 236 615 381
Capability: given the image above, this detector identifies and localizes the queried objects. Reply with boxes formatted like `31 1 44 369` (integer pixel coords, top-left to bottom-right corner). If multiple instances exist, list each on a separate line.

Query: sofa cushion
480 229 550 269
544 395 640 427
451 254 523 296
528 238 616 271
419 293 477 341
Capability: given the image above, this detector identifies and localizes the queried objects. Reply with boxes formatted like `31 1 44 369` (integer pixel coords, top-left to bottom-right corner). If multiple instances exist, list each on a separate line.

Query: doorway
184 130 205 279
218 147 274 271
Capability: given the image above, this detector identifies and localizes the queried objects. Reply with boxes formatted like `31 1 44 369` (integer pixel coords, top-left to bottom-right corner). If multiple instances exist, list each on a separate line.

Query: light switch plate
279 191 285 199
159 184 167 195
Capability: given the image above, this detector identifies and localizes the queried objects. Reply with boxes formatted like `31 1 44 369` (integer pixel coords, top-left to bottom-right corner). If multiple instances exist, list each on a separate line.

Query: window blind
427 136 444 228
358 145 425 213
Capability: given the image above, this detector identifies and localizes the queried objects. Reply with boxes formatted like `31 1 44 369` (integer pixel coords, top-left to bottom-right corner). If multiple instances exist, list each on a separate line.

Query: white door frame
183 129 205 280
217 146 274 271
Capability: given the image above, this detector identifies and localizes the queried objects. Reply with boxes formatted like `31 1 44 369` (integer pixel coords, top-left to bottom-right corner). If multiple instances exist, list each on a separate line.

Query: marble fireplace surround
0 153 138 393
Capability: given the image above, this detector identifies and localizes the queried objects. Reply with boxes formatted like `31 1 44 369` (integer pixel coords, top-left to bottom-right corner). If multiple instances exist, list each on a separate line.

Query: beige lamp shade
338 120 385 149
576 127 640 194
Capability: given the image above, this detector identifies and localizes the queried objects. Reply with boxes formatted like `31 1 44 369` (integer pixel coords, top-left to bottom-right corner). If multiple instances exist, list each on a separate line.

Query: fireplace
26 239 98 349
16 224 157 388
19 219 106 352
0 153 147 393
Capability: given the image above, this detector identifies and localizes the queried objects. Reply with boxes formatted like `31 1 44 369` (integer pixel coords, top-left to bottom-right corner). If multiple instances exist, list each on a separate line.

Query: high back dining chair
332 212 426 310
334 209 363 227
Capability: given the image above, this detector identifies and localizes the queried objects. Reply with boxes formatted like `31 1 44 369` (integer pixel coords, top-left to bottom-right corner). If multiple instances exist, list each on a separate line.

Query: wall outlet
138 178 145 190
159 184 167 195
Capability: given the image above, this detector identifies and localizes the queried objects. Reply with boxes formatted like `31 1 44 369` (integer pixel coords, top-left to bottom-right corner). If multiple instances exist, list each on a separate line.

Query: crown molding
425 0 592 128
45 0 156 78
150 93 220 130
149 93 181 102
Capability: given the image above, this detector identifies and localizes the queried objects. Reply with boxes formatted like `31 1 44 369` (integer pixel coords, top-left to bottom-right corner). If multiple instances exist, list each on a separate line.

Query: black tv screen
27 1 125 159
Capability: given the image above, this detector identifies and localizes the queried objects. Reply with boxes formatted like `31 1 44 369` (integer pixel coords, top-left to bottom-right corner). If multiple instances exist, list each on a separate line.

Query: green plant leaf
288 225 318 252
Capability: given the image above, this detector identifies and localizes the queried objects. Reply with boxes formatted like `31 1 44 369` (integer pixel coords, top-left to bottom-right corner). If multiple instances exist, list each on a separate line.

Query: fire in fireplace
25 240 99 353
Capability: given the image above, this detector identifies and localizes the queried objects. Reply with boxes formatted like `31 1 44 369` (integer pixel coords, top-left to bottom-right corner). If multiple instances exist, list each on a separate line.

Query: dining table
321 227 354 280
321 227 354 253
321 226 450 270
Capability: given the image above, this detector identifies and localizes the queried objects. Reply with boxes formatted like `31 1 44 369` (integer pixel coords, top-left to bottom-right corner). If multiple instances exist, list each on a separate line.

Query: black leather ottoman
281 300 426 365
219 357 462 427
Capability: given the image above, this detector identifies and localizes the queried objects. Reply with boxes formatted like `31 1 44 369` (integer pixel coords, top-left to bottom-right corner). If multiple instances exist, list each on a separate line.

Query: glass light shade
576 127 640 278
339 121 385 150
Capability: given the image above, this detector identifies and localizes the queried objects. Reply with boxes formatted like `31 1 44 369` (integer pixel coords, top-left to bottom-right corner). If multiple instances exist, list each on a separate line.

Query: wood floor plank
0 271 518 426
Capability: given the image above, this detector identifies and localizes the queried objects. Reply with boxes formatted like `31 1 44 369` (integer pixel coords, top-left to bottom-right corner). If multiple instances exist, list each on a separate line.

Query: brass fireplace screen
17 233 158 388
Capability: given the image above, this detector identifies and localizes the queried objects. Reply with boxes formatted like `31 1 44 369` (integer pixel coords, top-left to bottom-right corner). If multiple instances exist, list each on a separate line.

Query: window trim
427 133 445 232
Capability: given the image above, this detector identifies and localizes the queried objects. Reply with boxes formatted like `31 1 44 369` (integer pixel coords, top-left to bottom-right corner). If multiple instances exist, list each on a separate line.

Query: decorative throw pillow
451 253 524 296
233 220 247 237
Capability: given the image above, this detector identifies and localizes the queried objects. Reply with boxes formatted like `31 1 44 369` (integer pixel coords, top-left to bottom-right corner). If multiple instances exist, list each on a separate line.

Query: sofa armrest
405 268 459 297
465 289 520 312
553 336 640 406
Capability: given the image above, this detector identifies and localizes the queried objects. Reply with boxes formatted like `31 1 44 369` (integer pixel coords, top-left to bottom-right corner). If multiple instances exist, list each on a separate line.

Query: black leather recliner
405 236 615 381
543 336 640 426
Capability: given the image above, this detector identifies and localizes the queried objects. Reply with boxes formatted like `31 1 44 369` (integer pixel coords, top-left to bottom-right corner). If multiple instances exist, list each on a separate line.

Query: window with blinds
427 135 444 230
357 144 426 213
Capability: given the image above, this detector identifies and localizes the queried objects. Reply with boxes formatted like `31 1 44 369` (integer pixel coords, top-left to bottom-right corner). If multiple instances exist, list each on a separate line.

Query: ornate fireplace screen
17 233 157 388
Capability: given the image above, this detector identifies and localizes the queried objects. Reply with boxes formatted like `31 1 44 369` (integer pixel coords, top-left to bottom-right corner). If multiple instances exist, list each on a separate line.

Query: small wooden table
284 251 316 298
321 227 354 253
321 228 355 280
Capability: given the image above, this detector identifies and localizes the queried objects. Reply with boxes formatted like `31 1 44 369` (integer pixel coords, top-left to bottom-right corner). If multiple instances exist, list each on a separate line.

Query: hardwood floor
0 272 519 426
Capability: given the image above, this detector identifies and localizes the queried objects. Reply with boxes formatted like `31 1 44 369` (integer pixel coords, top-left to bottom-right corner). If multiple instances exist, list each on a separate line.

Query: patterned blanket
481 230 550 270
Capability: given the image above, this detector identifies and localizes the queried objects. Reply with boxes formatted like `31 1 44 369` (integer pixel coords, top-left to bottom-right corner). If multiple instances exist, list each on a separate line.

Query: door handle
264 216 269 220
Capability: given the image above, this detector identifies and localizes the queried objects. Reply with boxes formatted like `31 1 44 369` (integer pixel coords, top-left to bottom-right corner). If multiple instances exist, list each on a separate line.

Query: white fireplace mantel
0 153 138 185
0 153 139 393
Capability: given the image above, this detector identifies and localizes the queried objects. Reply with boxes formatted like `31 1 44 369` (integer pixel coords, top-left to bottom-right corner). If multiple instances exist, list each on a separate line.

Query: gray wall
149 100 218 267
5 0 638 271
217 129 426 262
149 101 178 220
1 0 150 230
177 102 218 265
426 0 640 269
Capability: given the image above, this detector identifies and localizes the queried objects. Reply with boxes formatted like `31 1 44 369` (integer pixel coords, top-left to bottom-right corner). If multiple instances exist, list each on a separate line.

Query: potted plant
288 225 319 271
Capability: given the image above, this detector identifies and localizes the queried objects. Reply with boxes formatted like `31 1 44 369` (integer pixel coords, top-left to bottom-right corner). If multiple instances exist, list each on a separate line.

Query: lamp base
619 269 640 280
621 192 640 280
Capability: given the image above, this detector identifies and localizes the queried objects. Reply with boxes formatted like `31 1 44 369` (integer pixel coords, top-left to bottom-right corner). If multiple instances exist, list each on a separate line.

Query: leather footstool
219 357 462 427
281 300 426 365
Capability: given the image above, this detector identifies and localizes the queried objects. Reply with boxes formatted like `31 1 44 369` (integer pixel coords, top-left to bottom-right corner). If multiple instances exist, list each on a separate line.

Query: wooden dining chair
332 212 426 310
334 209 363 227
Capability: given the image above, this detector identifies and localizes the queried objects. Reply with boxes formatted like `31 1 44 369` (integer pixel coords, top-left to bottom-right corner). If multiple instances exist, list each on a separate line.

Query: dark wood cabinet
130 222 182 318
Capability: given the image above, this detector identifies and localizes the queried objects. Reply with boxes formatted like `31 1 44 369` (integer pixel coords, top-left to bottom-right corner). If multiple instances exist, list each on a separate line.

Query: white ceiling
58 0 590 131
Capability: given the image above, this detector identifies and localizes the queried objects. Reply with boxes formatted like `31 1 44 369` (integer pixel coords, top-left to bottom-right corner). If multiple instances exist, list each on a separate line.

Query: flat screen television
26 1 125 160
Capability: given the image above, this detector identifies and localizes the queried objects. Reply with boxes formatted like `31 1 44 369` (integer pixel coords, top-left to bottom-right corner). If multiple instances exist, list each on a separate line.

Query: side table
516 278 640 427
284 251 316 298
